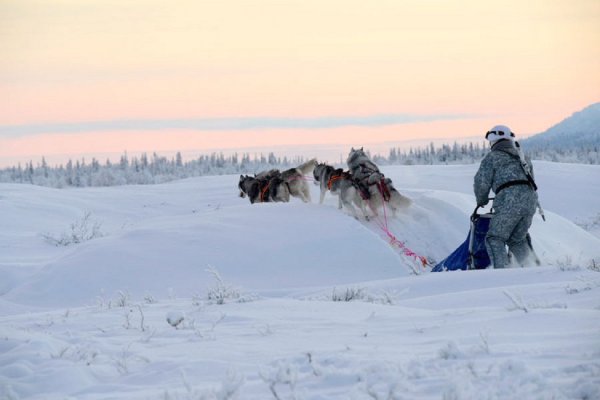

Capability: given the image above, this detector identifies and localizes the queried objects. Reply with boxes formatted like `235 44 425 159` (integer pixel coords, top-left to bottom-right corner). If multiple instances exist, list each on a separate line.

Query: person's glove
477 198 489 207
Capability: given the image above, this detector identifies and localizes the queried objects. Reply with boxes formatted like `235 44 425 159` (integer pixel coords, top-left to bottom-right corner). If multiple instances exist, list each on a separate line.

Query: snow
1 162 599 399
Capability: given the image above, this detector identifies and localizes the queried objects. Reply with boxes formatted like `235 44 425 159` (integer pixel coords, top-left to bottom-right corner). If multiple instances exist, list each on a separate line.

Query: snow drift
0 162 599 399
2 167 598 309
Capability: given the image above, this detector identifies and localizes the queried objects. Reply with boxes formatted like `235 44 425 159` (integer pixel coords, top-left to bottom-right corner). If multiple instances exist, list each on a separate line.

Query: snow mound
2 172 599 310
5 203 407 308
1 165 600 399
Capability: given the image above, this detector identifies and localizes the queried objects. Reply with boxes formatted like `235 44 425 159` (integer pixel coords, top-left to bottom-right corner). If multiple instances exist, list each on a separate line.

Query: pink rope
371 198 428 268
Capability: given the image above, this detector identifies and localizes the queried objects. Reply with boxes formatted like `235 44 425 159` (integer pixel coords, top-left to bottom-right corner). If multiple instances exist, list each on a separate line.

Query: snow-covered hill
1 163 599 399
522 102 600 151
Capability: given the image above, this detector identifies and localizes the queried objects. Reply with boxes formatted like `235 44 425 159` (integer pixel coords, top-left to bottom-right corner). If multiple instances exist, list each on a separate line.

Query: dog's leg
367 199 379 217
292 181 311 203
383 187 397 217
346 204 359 219
354 194 370 221
319 185 327 204
362 207 370 221
385 197 397 217
342 197 359 220
303 184 312 203
280 184 291 203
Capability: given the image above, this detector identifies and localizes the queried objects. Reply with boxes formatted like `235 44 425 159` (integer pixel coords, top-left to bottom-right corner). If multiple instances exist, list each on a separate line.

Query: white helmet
485 124 515 143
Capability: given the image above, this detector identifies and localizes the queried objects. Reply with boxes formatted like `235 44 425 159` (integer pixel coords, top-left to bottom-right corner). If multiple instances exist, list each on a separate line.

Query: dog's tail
382 177 412 209
395 192 412 208
297 158 318 175
387 180 412 208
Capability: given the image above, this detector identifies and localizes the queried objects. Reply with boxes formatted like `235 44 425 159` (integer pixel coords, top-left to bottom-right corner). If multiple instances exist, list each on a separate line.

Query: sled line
368 199 429 268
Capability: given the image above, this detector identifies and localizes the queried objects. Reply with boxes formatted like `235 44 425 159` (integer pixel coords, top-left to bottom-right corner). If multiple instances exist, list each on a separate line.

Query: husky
346 147 381 183
313 162 369 219
238 172 290 204
346 147 411 216
279 158 318 203
255 168 280 180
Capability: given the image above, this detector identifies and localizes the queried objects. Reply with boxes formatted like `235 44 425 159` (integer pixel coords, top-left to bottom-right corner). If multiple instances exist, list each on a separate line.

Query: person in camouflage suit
474 125 538 268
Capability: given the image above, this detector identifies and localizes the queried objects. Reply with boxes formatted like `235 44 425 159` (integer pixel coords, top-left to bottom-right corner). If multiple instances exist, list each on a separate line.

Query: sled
432 206 492 272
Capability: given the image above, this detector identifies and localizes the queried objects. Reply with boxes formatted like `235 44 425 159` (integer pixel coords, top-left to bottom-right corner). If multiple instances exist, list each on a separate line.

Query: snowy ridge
0 163 599 399
534 102 600 138
523 102 600 149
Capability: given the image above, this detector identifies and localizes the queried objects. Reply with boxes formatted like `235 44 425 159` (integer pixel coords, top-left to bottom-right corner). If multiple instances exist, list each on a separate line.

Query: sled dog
280 158 318 203
346 147 411 216
313 162 369 219
238 172 290 204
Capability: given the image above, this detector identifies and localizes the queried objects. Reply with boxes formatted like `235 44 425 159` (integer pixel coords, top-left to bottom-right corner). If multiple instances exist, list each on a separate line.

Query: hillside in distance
522 102 600 151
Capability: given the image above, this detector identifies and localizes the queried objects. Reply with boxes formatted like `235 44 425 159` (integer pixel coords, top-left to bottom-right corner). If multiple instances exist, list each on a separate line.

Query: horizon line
0 136 493 168
0 113 481 137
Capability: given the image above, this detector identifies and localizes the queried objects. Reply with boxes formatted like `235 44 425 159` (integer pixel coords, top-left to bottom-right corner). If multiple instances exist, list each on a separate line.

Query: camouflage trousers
485 210 535 268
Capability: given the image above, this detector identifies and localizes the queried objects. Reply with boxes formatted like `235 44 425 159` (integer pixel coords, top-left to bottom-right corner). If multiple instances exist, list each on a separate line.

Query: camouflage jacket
474 140 537 214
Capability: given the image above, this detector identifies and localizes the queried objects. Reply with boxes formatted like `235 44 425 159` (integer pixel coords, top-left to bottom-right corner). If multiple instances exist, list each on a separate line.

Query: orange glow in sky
1 0 599 166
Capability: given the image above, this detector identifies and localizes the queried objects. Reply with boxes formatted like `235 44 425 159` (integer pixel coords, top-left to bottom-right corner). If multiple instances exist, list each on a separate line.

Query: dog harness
327 172 344 190
376 178 391 202
260 182 271 202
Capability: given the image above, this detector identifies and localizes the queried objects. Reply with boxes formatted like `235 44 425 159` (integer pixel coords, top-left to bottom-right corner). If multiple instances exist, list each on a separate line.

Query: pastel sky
1 0 599 166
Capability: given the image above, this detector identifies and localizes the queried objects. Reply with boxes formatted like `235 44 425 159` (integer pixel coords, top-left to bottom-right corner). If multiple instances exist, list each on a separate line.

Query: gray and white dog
279 158 318 203
239 159 317 204
346 147 411 216
313 162 369 219
238 171 290 204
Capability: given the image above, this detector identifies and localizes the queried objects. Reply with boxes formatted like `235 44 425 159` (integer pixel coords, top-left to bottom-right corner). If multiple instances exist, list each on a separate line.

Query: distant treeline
0 152 306 188
521 135 600 165
379 140 600 166
1 141 598 188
